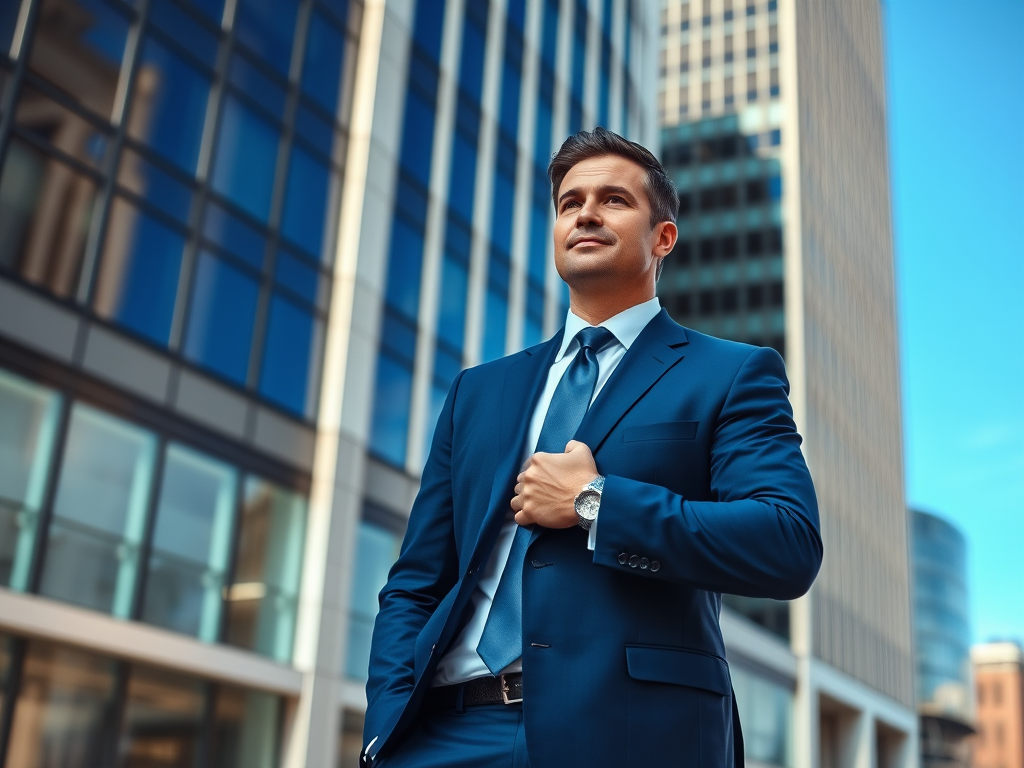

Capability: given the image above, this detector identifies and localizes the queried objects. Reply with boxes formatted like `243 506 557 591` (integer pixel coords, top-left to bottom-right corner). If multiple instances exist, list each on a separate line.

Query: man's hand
511 440 599 528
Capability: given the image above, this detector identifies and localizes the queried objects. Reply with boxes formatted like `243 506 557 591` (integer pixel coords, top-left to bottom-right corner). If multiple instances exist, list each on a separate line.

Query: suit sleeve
362 370 465 750
592 346 822 599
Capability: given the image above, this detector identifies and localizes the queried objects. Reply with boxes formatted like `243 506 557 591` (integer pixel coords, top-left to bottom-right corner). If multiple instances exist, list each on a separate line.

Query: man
362 128 821 768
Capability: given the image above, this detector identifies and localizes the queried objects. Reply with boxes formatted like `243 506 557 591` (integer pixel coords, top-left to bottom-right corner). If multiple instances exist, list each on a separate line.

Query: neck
568 286 656 325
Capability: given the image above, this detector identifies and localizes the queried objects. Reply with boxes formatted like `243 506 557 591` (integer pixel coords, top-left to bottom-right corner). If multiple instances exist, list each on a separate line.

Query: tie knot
575 326 616 354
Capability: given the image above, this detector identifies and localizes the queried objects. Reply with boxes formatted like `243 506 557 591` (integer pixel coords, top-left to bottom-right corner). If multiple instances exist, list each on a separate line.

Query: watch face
576 490 600 521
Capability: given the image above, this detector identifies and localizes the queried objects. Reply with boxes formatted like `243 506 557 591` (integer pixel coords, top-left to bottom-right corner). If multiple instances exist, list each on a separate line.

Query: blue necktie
476 326 617 674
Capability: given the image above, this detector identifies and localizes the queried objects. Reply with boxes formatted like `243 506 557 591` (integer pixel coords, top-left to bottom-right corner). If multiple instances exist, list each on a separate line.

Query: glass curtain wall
0 636 283 768
0 0 363 421
0 363 307 664
367 0 447 468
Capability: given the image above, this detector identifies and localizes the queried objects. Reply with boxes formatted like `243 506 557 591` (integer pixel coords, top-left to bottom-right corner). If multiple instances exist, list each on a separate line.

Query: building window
346 511 405 680
732 664 794 767
0 370 62 593
39 403 159 618
224 478 308 662
3 635 285 767
141 444 239 642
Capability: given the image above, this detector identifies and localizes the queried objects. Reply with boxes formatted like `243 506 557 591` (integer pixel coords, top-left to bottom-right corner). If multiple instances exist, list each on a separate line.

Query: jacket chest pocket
622 421 699 442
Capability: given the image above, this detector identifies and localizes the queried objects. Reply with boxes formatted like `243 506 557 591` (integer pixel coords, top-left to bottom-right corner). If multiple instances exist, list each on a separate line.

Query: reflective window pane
1 3 20 57
142 444 237 641
274 250 325 309
346 521 401 680
0 369 62 592
210 685 281 768
0 138 99 298
40 404 157 617
368 353 412 467
301 9 344 114
182 0 224 23
117 148 193 223
128 35 212 173
183 251 260 385
93 197 185 345
258 294 323 418
225 478 307 661
28 0 130 120
227 50 287 118
732 665 793 767
148 0 219 67
120 664 205 768
211 95 280 222
201 199 266 268
14 84 109 169
233 0 298 76
6 640 119 768
281 144 335 261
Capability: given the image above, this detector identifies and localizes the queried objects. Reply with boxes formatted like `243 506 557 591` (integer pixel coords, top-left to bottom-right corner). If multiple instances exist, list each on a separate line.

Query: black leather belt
426 673 523 710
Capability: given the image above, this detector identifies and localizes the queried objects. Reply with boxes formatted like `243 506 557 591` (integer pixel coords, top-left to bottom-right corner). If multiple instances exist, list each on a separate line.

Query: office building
912 510 974 768
972 642 1024 768
657 1 918 767
0 0 653 766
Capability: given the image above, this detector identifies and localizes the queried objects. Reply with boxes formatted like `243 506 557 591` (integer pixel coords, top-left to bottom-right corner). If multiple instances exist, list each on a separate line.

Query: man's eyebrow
557 185 637 206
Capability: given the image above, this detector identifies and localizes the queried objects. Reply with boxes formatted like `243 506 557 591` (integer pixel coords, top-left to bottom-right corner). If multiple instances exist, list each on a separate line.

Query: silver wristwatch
574 475 605 530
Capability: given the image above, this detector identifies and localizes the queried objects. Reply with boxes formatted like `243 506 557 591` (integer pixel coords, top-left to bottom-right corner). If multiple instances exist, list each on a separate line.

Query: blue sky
884 0 1024 643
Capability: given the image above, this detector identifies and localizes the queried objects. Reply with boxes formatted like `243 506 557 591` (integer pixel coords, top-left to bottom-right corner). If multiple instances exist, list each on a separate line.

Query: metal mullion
145 22 220 77
75 0 156 309
0 637 28 768
166 7 235 355
216 471 248 645
24 394 74 595
197 679 218 768
0 0 40 174
243 0 314 395
105 659 132 768
4 124 108 181
126 436 169 623
107 184 191 237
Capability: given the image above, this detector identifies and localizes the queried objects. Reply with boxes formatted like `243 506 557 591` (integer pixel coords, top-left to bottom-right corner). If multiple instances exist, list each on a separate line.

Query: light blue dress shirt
431 297 662 686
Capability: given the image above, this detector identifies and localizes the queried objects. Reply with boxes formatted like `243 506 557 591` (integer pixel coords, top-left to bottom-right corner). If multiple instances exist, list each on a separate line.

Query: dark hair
547 127 679 227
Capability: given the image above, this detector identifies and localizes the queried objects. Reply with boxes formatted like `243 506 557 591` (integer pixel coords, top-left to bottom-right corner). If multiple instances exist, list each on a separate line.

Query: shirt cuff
587 511 599 550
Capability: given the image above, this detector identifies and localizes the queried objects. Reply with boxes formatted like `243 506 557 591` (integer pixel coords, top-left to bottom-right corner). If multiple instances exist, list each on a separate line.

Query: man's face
553 154 674 295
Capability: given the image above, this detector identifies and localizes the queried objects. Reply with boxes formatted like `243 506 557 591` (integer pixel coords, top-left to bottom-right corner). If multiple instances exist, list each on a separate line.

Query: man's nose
576 197 601 226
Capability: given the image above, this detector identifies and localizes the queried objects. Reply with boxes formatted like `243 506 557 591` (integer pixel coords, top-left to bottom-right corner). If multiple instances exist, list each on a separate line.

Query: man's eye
607 196 625 204
563 200 580 210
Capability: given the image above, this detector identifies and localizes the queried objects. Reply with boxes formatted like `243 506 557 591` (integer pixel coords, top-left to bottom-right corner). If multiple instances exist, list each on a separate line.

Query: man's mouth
569 235 612 248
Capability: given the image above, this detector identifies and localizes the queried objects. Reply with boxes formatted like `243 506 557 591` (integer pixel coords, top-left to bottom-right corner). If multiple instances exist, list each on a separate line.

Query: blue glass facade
368 0 447 467
912 509 971 719
0 0 358 421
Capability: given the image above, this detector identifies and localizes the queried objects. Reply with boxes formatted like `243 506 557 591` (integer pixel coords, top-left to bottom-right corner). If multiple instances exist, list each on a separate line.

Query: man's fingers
565 440 583 452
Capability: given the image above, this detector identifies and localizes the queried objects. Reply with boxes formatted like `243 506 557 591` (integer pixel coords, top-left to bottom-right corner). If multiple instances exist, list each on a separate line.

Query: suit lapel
473 331 564 556
573 309 689 454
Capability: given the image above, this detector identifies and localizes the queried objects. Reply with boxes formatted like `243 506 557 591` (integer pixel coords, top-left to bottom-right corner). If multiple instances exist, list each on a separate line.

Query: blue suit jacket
364 309 821 768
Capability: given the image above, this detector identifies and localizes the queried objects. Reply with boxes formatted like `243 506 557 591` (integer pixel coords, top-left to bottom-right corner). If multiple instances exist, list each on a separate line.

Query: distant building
972 642 1024 768
912 509 974 768
657 1 917 767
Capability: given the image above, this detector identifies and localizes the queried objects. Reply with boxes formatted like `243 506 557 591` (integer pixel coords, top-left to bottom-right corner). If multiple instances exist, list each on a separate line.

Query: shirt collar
555 296 662 362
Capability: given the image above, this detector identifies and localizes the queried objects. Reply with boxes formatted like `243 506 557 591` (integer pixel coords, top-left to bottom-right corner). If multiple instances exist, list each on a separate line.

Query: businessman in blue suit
362 128 821 768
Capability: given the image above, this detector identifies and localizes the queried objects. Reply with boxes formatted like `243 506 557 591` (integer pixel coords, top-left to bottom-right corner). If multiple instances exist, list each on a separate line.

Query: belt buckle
499 674 522 705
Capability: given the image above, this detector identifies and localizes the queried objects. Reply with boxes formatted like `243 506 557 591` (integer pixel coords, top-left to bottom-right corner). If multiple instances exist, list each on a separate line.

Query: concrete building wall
789 0 914 709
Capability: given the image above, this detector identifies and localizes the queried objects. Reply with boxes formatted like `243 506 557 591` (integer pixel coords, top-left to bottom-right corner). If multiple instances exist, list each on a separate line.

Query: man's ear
653 220 678 257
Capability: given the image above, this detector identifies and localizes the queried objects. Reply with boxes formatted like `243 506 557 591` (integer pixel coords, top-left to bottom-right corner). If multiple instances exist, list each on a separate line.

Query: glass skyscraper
912 509 974 768
0 0 655 765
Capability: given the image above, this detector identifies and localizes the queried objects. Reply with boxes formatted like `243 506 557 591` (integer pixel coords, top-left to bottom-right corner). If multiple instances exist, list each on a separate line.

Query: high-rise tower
657 1 917 767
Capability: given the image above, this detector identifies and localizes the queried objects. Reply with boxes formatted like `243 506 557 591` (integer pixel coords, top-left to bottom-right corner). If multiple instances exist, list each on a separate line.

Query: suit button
640 557 650 570
650 561 661 573
628 555 639 568
618 553 628 565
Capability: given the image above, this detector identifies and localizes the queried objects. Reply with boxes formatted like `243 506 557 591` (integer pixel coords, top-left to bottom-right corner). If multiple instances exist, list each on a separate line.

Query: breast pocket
622 421 699 442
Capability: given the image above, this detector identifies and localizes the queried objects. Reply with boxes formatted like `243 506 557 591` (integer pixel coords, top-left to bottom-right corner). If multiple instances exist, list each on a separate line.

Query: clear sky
884 0 1024 643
